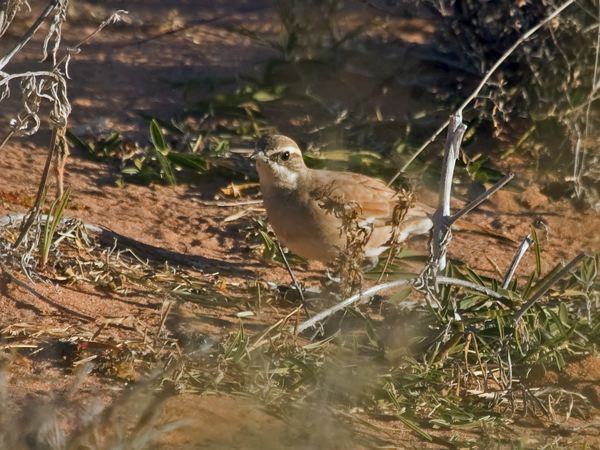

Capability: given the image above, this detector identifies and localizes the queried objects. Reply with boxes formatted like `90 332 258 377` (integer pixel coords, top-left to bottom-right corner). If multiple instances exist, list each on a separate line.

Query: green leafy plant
67 129 124 160
69 116 256 186
149 119 177 185
39 187 70 268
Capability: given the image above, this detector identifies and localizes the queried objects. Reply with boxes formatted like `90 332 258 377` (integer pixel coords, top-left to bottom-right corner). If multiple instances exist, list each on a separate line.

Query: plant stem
502 234 534 289
13 127 60 248
296 276 511 333
449 173 514 225
433 114 466 272
277 241 310 318
512 252 587 322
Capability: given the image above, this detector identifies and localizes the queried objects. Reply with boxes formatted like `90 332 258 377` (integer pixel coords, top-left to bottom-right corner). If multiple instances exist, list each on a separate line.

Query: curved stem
296 276 511 333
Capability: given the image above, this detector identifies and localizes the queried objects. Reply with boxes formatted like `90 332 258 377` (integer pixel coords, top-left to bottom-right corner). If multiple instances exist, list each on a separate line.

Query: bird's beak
251 150 267 162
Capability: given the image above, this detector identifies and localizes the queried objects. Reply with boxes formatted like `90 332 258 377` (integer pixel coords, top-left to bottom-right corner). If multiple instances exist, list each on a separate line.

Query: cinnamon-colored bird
253 135 433 264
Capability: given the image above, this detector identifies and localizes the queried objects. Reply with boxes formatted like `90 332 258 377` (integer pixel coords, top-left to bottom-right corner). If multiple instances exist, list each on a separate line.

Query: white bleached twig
502 234 534 289
296 279 411 333
296 276 511 333
432 114 467 272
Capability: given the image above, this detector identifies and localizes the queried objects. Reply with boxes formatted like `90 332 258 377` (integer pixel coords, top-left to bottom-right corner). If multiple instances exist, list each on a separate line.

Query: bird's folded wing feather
309 170 433 223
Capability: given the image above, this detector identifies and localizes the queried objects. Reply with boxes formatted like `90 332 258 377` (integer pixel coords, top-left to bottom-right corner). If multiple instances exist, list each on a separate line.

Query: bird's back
301 168 433 257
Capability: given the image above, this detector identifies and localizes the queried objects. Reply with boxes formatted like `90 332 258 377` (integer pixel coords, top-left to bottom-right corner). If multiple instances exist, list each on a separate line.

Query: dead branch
296 275 513 333
502 235 534 289
449 173 514 225
512 252 587 322
13 127 61 248
432 114 467 272
277 241 310 318
296 279 411 333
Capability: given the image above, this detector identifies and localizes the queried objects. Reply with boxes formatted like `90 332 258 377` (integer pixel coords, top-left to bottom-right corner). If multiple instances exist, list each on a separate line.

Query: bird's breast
262 189 342 262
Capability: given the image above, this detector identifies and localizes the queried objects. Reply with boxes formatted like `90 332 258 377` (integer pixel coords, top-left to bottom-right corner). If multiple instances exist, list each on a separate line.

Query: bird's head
253 135 306 190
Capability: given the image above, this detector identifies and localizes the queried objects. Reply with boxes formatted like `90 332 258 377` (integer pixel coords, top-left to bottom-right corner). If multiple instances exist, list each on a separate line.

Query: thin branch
388 118 450 185
502 235 533 289
58 9 128 75
115 15 225 47
13 127 59 248
296 279 411 333
387 0 578 184
276 241 310 318
296 276 511 333
513 252 587 322
0 128 16 152
572 125 583 196
449 172 515 224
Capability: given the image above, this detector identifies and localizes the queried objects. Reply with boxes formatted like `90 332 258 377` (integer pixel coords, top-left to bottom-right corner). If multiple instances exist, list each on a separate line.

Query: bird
252 135 434 265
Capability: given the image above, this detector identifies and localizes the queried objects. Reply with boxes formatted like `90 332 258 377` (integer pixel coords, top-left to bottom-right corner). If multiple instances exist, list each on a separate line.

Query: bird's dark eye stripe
269 151 292 161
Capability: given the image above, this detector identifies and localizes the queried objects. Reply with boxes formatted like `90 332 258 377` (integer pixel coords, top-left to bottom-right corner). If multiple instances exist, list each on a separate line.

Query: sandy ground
1 1 599 448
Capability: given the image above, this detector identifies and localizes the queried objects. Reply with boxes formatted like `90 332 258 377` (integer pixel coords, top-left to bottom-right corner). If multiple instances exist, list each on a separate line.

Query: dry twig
513 252 587 322
502 234 534 289
296 275 511 333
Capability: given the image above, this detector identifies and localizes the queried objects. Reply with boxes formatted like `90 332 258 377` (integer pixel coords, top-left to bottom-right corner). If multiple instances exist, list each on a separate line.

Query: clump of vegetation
0 5 184 446
1 197 598 447
421 0 600 206
0 359 182 449
68 110 265 186
0 1 126 265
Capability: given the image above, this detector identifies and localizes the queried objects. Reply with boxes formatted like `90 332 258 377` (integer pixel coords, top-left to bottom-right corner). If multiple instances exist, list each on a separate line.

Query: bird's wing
308 169 432 222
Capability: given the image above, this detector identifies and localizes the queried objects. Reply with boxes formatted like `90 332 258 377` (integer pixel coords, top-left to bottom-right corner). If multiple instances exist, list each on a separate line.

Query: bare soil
1 1 599 448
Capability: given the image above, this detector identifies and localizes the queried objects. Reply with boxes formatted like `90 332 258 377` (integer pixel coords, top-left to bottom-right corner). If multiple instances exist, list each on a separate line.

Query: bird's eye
280 151 290 161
